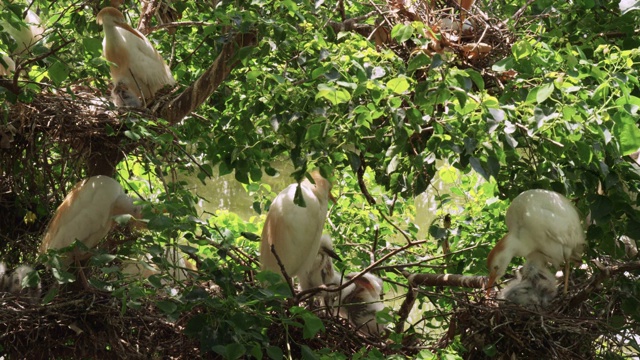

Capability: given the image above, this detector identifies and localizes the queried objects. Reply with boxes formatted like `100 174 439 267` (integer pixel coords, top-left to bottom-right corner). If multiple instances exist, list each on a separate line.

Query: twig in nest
568 260 640 308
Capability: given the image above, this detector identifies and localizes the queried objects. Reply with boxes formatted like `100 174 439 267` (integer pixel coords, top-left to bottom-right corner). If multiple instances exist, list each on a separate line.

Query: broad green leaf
302 313 325 339
438 166 458 184
612 112 640 155
48 61 70 86
390 23 413 43
526 83 554 104
316 84 351 105
387 77 410 94
305 123 323 140
155 300 177 314
407 53 431 72
512 40 533 60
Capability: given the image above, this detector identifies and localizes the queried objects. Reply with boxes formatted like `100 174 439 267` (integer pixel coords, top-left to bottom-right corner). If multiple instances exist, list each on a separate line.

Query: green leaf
224 343 247 360
512 40 533 60
147 214 173 231
305 123 323 140
387 77 410 94
407 53 431 72
155 300 177 315
266 346 283 360
48 61 70 86
526 83 554 104
438 166 458 184
302 313 325 339
316 84 351 105
390 23 413 43
612 112 640 155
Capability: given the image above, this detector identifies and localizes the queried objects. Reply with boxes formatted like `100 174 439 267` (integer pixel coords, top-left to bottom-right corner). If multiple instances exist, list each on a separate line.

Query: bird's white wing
260 183 326 277
41 177 125 252
507 190 585 264
117 27 174 98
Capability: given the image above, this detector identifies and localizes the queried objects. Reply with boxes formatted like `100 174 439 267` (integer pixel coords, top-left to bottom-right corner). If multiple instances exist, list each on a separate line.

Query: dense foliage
1 0 640 358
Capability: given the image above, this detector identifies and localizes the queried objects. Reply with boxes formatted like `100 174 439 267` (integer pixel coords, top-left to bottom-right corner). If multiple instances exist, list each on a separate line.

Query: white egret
487 189 585 296
260 171 333 287
39 176 144 271
96 7 175 106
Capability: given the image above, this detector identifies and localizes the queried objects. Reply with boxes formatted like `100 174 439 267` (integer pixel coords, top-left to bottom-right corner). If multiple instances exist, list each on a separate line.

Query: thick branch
157 32 257 124
395 284 417 333
405 272 486 289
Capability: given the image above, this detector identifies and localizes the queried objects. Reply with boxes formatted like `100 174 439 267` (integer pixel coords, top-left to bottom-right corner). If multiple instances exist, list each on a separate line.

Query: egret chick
499 261 557 308
335 272 386 336
298 234 342 306
487 189 585 295
7 265 41 302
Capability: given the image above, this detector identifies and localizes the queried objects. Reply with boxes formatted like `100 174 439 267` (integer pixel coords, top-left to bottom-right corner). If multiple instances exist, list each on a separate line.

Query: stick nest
0 88 147 257
0 290 202 359
447 272 632 359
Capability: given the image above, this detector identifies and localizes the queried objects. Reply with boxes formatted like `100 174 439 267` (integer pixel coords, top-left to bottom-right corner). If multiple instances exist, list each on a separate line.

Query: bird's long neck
488 235 516 270
103 25 126 63
309 172 330 206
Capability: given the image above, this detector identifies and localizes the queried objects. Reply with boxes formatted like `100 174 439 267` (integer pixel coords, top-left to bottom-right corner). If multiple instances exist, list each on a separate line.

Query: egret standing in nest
487 189 585 296
260 171 334 289
40 176 144 285
96 7 175 107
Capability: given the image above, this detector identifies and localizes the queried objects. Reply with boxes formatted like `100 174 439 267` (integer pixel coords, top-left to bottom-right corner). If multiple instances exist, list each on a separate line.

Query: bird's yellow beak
485 270 497 297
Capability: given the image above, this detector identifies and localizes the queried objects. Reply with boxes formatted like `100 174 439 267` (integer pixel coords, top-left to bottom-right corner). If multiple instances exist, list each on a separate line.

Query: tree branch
156 31 257 124
404 271 486 289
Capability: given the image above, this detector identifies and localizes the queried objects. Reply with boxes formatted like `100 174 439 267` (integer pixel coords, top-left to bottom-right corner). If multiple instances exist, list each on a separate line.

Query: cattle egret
0 262 6 289
260 171 333 287
499 261 557 308
39 176 144 273
0 7 44 56
487 189 585 296
0 55 15 76
97 7 175 106
0 6 44 76
335 272 386 336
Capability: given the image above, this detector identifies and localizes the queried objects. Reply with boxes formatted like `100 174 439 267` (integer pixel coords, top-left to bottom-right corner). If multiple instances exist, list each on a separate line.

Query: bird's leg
563 261 570 295
74 256 91 290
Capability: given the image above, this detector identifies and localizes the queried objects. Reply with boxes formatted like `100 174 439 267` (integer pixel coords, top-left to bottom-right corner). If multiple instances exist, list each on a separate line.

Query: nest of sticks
0 87 150 256
377 0 517 90
445 266 636 359
0 290 202 359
